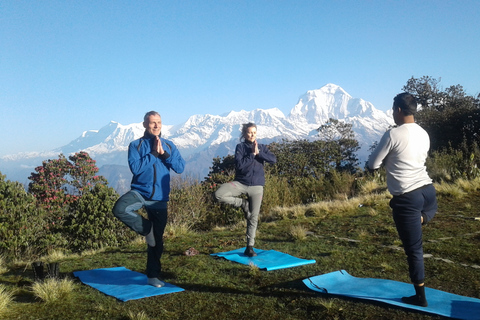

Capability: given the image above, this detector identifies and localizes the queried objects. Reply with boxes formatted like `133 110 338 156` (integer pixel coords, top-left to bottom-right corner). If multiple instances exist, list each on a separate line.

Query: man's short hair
393 93 418 116
144 111 161 123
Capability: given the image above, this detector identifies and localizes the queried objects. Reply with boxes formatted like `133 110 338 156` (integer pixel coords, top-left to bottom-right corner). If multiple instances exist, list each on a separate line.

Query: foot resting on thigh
145 225 156 247
241 199 251 220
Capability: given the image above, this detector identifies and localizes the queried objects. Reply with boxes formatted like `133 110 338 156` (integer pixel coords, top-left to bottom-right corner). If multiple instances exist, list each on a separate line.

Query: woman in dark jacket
214 122 276 257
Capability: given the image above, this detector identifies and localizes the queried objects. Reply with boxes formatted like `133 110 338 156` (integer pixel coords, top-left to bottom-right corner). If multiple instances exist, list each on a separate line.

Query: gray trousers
214 181 264 246
112 190 168 279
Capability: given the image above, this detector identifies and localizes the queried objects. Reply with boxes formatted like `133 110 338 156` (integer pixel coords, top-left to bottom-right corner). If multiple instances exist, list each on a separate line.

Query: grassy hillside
1 182 479 319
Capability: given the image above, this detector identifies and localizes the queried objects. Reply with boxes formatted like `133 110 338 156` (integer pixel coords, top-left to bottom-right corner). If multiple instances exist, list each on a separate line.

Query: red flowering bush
0 173 66 259
1 151 133 256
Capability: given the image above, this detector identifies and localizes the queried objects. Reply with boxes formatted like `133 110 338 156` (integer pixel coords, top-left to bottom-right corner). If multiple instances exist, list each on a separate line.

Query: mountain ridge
0 84 394 190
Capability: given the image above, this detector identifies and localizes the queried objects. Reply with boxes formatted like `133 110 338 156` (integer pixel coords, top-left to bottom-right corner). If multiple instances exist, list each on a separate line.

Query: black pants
112 190 168 278
390 184 437 284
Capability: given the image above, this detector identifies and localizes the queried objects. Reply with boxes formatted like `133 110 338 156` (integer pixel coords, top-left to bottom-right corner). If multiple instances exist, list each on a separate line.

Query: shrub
168 175 213 230
201 166 243 228
62 183 134 252
262 174 299 214
427 145 480 182
25 152 135 254
0 173 66 260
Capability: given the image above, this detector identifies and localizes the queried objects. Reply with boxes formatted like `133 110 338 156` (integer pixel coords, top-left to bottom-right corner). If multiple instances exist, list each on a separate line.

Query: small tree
28 154 76 211
269 119 360 180
269 139 318 179
28 152 108 210
316 118 360 173
27 152 133 253
63 183 134 252
403 76 480 153
0 173 65 259
203 155 240 225
68 151 108 196
205 155 236 185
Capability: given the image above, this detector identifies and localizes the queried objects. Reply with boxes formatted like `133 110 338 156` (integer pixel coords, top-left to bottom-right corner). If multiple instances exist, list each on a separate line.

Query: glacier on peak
1 83 394 189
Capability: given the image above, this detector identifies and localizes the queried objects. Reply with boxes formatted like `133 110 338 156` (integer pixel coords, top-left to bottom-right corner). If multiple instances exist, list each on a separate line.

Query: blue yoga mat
211 247 316 271
304 270 480 320
73 267 184 301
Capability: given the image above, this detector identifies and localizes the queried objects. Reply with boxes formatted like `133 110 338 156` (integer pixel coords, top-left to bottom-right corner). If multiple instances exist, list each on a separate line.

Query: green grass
1 189 480 319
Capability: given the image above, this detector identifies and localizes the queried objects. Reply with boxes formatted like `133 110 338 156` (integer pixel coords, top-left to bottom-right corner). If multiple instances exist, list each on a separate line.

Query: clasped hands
252 140 259 156
153 136 164 155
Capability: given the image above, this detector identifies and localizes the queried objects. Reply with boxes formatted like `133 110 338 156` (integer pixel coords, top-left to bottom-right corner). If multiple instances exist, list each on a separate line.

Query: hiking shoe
401 294 428 307
145 225 156 247
147 277 165 288
242 199 251 219
244 246 257 257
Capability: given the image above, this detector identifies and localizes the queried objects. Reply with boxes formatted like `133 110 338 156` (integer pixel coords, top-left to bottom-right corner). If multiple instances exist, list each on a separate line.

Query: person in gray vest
368 93 437 307
113 111 185 287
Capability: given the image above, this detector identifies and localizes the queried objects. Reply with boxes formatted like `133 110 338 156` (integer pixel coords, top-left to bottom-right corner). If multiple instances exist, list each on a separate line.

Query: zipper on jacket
150 162 157 199
149 137 158 199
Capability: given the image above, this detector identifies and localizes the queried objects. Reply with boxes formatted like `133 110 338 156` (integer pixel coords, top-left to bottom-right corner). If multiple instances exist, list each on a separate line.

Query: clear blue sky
1 0 479 156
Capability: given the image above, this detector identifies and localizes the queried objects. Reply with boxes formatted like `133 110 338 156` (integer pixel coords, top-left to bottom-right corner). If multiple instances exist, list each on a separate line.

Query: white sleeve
367 131 392 170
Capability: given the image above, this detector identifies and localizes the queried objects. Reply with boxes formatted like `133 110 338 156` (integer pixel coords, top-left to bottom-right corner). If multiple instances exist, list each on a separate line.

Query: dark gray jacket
234 141 276 186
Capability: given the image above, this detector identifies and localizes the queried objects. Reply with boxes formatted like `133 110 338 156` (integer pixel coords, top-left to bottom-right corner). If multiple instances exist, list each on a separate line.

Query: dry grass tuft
0 256 8 275
164 223 194 239
381 262 394 271
359 179 382 194
268 191 392 222
455 177 480 192
289 225 308 241
0 285 14 315
130 235 147 247
127 310 150 320
248 262 261 277
41 250 68 262
32 278 76 303
435 182 466 198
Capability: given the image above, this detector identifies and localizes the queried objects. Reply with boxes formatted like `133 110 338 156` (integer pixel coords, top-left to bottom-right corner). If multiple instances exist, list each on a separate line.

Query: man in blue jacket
113 111 185 287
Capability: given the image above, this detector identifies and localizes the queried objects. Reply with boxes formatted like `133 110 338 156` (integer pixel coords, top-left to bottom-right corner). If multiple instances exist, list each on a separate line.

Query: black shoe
244 246 257 257
32 261 45 280
401 294 428 307
47 262 60 279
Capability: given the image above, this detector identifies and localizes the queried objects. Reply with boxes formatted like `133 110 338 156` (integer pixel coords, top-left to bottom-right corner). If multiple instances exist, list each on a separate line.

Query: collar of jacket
244 140 253 146
142 131 160 140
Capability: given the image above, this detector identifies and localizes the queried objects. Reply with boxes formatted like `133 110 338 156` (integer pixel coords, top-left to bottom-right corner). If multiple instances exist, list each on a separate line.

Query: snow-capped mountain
0 84 394 192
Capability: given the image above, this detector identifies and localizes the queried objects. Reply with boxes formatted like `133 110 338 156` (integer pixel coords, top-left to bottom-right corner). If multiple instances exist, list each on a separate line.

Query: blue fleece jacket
128 132 185 201
234 141 276 186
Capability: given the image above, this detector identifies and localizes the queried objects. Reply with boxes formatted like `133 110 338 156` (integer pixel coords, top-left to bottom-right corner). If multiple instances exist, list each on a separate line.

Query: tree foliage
1 151 134 258
27 154 76 211
403 76 480 153
0 173 65 259
316 118 360 173
28 152 108 211
269 118 359 180
64 183 135 252
205 155 236 185
204 120 361 208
